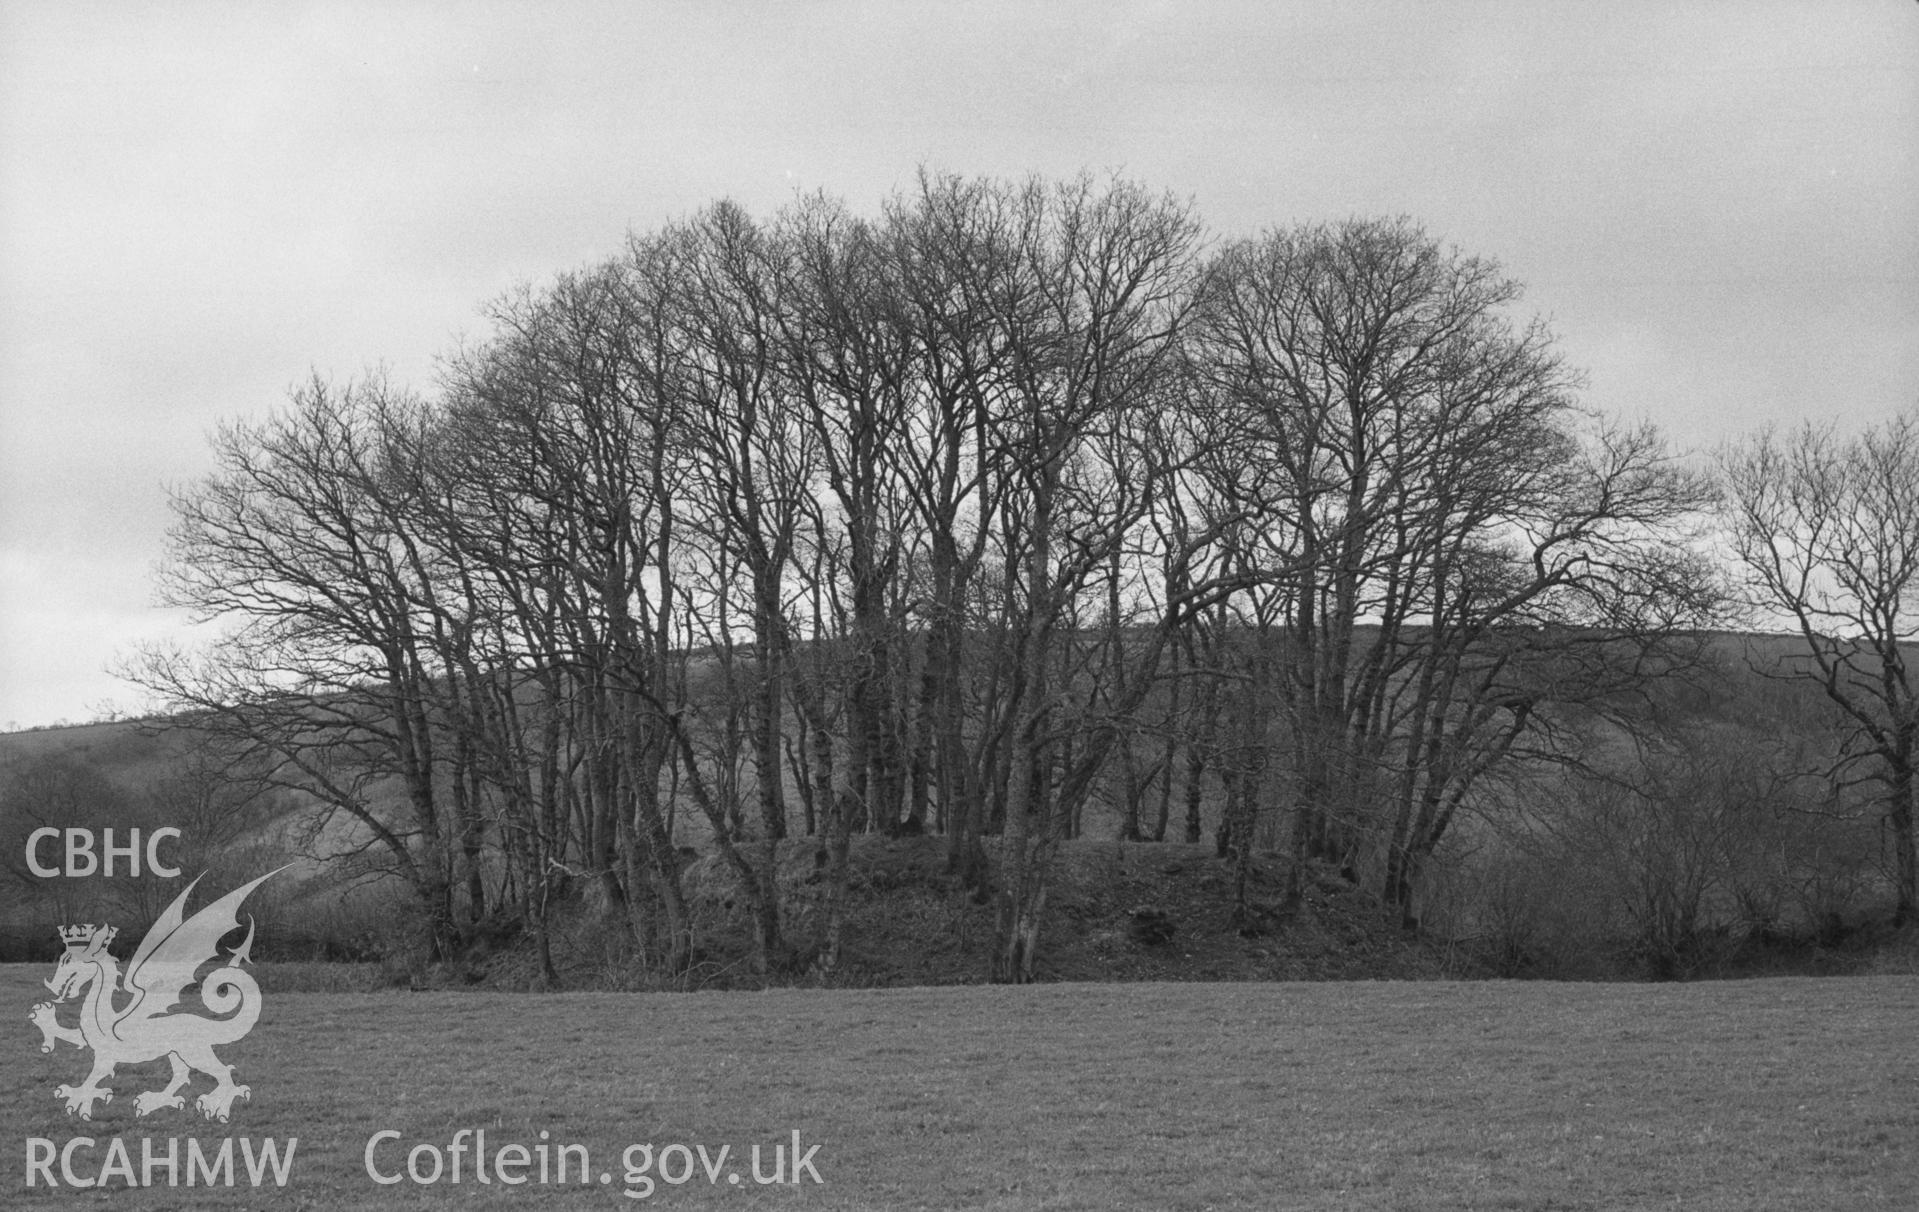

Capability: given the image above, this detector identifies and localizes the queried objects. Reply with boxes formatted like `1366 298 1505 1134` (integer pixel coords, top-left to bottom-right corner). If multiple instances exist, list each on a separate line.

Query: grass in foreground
1 968 1914 1210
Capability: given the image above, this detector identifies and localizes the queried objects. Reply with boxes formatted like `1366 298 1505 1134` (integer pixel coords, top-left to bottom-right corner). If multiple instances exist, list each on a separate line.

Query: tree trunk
1890 741 1916 927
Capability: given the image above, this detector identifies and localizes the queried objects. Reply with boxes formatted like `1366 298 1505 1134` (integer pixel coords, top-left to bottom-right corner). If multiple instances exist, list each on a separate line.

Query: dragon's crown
57 923 115 950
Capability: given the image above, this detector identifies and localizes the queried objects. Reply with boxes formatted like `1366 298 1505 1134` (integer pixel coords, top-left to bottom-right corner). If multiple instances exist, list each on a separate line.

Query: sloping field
2 969 1914 1210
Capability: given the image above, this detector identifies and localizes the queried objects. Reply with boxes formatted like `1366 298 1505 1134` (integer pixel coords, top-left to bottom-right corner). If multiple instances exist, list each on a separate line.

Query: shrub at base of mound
1128 906 1177 945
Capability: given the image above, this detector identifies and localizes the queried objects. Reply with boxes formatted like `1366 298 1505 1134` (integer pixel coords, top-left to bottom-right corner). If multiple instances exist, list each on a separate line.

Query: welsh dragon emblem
27 868 283 1122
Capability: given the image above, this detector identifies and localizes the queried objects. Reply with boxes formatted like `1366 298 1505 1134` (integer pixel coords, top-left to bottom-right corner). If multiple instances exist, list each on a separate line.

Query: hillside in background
0 716 178 788
0 713 1458 984
2 625 1914 989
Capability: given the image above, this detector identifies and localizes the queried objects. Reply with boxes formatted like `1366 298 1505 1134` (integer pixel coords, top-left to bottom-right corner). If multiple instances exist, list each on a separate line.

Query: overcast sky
1 1 1914 730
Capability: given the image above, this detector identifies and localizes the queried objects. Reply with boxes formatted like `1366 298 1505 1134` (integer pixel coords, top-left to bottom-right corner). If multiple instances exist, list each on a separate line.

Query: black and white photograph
2 2 1915 1207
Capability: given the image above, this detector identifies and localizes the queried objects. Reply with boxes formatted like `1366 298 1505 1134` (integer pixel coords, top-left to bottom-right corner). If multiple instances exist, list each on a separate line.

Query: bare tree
441 256 704 975
1719 406 1919 923
647 202 818 975
128 376 491 957
981 174 1206 981
1187 217 1716 923
881 172 1025 879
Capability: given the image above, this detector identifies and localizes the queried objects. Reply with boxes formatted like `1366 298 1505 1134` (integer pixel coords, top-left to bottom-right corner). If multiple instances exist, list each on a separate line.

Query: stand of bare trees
131 172 1720 983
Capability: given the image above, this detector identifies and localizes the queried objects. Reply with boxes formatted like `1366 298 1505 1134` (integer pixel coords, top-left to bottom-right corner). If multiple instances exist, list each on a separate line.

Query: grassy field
2 968 1914 1210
